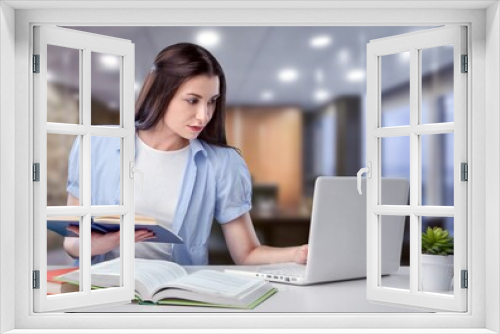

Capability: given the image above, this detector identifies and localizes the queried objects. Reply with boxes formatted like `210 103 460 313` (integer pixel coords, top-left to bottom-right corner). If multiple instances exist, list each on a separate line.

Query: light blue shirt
67 135 252 265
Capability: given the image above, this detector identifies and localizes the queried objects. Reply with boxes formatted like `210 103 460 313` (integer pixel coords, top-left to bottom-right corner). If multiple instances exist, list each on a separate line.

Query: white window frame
366 26 467 312
32 25 136 312
1 1 499 333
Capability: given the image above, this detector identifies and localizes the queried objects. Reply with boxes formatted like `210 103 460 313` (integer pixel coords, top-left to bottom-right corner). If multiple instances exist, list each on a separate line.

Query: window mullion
413 123 454 135
365 48 379 295
46 123 130 137
409 47 420 294
80 47 92 294
122 51 135 295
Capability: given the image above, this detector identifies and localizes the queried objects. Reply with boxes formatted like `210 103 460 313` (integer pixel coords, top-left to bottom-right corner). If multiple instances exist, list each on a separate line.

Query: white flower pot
421 254 454 292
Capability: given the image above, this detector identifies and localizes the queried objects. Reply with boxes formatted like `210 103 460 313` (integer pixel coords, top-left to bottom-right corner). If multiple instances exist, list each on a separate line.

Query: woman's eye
187 99 198 104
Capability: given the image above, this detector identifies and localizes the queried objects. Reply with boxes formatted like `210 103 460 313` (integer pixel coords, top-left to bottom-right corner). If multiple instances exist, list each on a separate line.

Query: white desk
70 266 425 313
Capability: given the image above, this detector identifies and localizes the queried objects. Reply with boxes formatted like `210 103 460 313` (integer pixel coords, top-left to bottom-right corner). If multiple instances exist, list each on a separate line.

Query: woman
64 43 308 265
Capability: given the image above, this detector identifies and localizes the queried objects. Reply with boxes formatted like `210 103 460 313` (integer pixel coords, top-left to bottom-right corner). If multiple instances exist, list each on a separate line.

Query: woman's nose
196 105 210 124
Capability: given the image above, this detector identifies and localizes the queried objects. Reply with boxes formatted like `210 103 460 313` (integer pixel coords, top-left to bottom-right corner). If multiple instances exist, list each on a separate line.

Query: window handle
129 161 144 194
357 162 372 195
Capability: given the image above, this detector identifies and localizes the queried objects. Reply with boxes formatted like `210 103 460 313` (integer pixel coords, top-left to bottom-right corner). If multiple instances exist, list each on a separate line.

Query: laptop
225 176 409 285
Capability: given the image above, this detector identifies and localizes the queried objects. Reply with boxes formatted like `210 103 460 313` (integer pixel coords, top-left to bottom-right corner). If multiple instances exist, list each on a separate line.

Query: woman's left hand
294 244 308 264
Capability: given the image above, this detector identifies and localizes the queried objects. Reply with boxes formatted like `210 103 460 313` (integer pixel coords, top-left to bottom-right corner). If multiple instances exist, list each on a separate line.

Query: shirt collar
189 138 208 159
117 136 207 159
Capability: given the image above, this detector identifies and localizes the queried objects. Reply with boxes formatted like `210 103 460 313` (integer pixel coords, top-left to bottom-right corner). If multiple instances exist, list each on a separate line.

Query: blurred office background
46 26 454 266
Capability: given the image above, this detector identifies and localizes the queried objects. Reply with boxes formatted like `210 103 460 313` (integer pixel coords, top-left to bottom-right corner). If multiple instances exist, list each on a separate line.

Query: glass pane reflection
421 133 454 206
380 215 409 291
47 134 79 206
47 216 81 295
91 52 121 126
421 45 454 124
47 45 80 124
381 52 410 127
381 136 410 205
420 216 454 295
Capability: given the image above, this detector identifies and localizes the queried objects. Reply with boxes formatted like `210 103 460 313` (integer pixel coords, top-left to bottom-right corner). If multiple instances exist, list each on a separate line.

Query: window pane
421 46 454 124
381 136 410 205
47 216 81 294
47 45 80 124
421 133 454 206
380 215 409 291
91 136 121 205
47 134 79 206
91 216 122 291
420 216 454 295
91 52 121 126
381 52 410 127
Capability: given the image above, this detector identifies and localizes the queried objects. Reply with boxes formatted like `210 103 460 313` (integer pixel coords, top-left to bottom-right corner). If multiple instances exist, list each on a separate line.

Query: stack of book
47 267 79 295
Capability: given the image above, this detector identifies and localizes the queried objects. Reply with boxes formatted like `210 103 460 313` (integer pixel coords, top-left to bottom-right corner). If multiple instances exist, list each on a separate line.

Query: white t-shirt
132 133 189 260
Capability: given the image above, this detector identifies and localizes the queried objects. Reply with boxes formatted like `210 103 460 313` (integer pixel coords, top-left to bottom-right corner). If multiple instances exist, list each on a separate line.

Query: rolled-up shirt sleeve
214 149 252 224
66 137 80 199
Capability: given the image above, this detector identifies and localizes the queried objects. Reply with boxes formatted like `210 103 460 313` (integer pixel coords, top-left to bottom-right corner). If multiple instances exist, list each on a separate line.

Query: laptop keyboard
260 266 306 278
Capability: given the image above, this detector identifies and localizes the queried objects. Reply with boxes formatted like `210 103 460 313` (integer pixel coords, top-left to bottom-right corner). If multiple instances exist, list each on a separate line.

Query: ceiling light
346 69 365 82
278 68 298 83
261 91 274 101
310 35 332 48
196 30 220 48
100 54 120 70
314 89 330 102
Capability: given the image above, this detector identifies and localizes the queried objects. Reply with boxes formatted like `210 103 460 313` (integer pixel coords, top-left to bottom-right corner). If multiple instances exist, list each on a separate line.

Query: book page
167 270 266 298
93 213 156 225
55 258 188 300
135 259 187 294
84 258 187 295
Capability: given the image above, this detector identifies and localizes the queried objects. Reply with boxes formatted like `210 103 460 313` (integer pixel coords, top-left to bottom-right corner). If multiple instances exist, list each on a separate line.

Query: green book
56 258 277 309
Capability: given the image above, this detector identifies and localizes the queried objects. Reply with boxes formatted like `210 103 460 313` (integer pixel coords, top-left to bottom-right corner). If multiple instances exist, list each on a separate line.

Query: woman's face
162 75 220 140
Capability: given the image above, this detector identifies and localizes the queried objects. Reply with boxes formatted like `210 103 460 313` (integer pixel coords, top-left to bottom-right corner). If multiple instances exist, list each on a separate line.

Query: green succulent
422 226 454 256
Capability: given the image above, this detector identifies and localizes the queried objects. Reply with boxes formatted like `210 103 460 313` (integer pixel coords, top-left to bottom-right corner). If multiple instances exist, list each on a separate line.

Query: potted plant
421 226 454 292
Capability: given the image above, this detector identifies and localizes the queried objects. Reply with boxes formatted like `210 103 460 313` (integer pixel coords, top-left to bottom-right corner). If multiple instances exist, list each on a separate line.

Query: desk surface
71 266 424 313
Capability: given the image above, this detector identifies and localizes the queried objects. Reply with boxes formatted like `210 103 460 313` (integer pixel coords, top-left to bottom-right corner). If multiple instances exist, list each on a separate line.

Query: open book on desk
56 258 277 309
47 214 183 244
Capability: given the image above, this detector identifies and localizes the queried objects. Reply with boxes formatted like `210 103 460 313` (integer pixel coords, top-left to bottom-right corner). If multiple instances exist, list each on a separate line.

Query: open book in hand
47 214 183 244
56 258 277 309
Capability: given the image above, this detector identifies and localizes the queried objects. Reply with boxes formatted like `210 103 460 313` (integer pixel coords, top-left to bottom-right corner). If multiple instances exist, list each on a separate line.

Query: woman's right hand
66 226 155 257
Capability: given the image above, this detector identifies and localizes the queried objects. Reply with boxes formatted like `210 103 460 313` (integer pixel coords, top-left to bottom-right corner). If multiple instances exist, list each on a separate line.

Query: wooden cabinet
225 107 303 209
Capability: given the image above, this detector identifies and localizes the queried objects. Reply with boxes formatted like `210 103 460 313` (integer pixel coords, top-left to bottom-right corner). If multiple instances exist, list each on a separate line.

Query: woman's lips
188 125 204 132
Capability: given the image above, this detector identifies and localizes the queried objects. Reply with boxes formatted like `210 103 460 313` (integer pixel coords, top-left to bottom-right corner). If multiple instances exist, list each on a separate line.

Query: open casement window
33 26 136 312
364 26 467 311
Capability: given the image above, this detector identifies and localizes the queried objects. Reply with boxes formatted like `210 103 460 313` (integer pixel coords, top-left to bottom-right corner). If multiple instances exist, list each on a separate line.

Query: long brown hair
135 43 230 148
